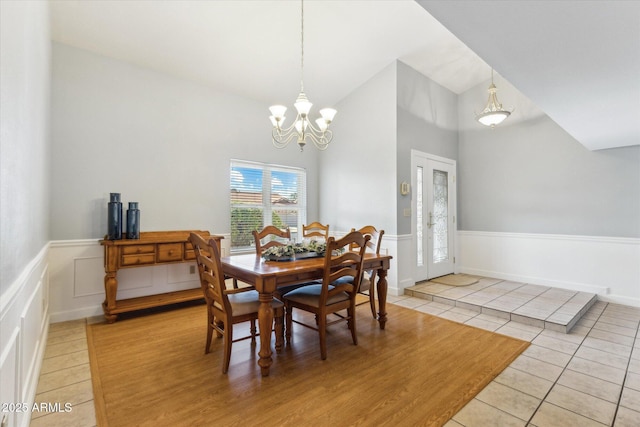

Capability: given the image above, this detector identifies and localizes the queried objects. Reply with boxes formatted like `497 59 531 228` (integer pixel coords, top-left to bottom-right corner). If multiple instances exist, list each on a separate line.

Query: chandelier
475 69 512 128
269 0 336 151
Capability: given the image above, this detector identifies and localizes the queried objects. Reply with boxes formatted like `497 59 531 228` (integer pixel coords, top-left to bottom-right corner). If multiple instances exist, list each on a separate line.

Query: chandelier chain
300 0 304 93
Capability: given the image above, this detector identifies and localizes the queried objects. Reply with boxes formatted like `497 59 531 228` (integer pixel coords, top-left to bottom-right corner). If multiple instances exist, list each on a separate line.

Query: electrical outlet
189 265 196 274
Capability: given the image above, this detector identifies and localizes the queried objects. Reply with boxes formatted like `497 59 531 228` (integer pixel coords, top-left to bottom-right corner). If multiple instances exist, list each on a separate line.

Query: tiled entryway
30 319 96 427
32 280 639 426
405 275 597 333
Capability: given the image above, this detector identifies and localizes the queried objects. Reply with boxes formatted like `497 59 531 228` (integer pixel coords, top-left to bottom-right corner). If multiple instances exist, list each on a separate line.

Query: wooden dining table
220 252 392 376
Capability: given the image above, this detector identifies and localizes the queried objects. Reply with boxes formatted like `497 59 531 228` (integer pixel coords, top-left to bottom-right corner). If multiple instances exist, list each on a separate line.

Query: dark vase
126 202 140 239
107 193 123 240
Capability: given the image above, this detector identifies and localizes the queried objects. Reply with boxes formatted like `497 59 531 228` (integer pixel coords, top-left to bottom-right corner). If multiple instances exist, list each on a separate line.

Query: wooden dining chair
302 222 329 241
253 225 290 253
189 232 284 374
350 226 385 319
253 225 311 300
283 231 370 360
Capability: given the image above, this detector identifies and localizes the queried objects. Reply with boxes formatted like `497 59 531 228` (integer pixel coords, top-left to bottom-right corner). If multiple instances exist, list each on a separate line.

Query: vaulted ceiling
418 0 640 151
50 0 639 151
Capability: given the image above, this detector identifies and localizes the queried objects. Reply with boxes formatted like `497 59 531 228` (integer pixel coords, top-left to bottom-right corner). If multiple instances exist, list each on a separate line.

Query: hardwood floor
85 301 526 426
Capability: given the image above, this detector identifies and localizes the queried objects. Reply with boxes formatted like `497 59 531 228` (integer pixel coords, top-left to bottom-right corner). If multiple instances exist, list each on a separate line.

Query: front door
411 151 456 281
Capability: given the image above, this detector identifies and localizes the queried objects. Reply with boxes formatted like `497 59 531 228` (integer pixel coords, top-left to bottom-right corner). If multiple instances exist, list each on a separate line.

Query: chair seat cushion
330 275 371 292
275 281 320 298
222 290 284 317
283 284 349 308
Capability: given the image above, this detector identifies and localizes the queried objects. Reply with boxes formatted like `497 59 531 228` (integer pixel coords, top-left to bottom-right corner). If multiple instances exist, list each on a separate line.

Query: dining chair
283 231 371 360
189 232 284 374
350 226 385 319
252 225 291 253
253 225 311 300
302 222 329 241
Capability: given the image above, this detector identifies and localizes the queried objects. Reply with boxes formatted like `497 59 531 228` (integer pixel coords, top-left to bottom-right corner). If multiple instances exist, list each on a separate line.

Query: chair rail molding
457 230 640 307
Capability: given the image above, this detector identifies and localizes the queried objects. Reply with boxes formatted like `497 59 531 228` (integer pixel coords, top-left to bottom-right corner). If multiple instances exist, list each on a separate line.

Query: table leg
103 272 118 324
257 292 274 376
376 268 388 330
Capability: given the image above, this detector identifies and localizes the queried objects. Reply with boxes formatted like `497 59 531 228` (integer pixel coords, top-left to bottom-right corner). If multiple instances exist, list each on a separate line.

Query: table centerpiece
261 239 332 261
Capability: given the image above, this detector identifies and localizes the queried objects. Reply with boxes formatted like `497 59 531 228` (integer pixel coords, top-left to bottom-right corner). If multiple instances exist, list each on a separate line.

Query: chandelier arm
304 119 325 136
305 130 333 150
277 119 299 135
272 127 300 149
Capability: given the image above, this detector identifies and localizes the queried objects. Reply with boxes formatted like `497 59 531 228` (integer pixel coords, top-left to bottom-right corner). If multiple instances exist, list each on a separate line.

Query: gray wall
396 62 458 235
51 43 320 240
0 1 51 291
319 62 397 234
458 78 640 238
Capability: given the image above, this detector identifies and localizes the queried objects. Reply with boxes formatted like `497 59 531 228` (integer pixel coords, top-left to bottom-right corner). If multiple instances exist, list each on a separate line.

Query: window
230 160 306 252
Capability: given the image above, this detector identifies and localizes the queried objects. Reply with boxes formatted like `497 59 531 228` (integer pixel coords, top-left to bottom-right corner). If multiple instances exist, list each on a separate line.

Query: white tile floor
30 319 96 427
31 282 640 426
405 276 597 332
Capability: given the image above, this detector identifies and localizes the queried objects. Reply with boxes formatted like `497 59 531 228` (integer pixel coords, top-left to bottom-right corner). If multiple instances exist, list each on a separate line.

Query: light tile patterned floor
406 276 598 332
32 285 640 426
30 319 96 427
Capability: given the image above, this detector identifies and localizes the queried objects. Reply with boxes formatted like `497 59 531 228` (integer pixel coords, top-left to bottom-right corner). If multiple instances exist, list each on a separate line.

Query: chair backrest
252 225 291 254
350 225 384 255
302 222 329 240
320 231 371 304
189 232 230 314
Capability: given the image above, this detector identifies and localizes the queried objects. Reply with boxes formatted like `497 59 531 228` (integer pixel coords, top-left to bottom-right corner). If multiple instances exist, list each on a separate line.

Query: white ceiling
50 0 639 151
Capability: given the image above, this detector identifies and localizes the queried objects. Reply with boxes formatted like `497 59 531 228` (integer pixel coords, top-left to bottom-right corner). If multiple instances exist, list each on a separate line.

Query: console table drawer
121 254 156 266
157 243 183 262
122 245 155 255
184 242 195 260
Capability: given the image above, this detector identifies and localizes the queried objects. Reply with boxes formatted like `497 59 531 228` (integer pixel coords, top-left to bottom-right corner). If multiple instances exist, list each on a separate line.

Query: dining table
220 251 393 376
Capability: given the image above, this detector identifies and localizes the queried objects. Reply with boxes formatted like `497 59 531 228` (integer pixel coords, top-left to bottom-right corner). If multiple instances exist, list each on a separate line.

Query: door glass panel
432 170 448 263
416 166 423 266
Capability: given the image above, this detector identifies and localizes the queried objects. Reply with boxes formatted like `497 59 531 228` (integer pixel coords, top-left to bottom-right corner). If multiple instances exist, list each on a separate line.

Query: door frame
410 149 457 282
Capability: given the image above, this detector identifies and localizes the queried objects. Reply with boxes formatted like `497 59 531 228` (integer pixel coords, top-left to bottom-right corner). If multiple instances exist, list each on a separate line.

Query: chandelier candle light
269 0 337 151
475 68 513 128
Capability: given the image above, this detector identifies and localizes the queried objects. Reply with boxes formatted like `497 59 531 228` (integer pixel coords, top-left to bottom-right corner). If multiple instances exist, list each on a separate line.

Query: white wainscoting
48 236 233 323
458 231 640 307
394 234 413 296
0 244 49 427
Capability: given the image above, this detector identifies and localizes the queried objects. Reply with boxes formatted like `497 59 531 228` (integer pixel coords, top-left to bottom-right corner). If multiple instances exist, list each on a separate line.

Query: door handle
427 212 435 229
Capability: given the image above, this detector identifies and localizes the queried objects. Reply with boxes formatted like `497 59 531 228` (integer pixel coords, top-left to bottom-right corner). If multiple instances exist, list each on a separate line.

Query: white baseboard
49 306 103 324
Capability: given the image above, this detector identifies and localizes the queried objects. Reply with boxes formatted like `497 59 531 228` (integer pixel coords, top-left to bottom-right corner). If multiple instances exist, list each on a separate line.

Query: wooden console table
99 230 221 323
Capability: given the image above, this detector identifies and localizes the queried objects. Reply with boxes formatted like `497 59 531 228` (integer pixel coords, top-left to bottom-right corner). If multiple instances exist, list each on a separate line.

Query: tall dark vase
126 202 140 239
107 193 123 240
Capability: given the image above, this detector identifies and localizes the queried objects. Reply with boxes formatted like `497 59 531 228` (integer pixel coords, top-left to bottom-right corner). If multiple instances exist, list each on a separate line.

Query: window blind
230 160 307 252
